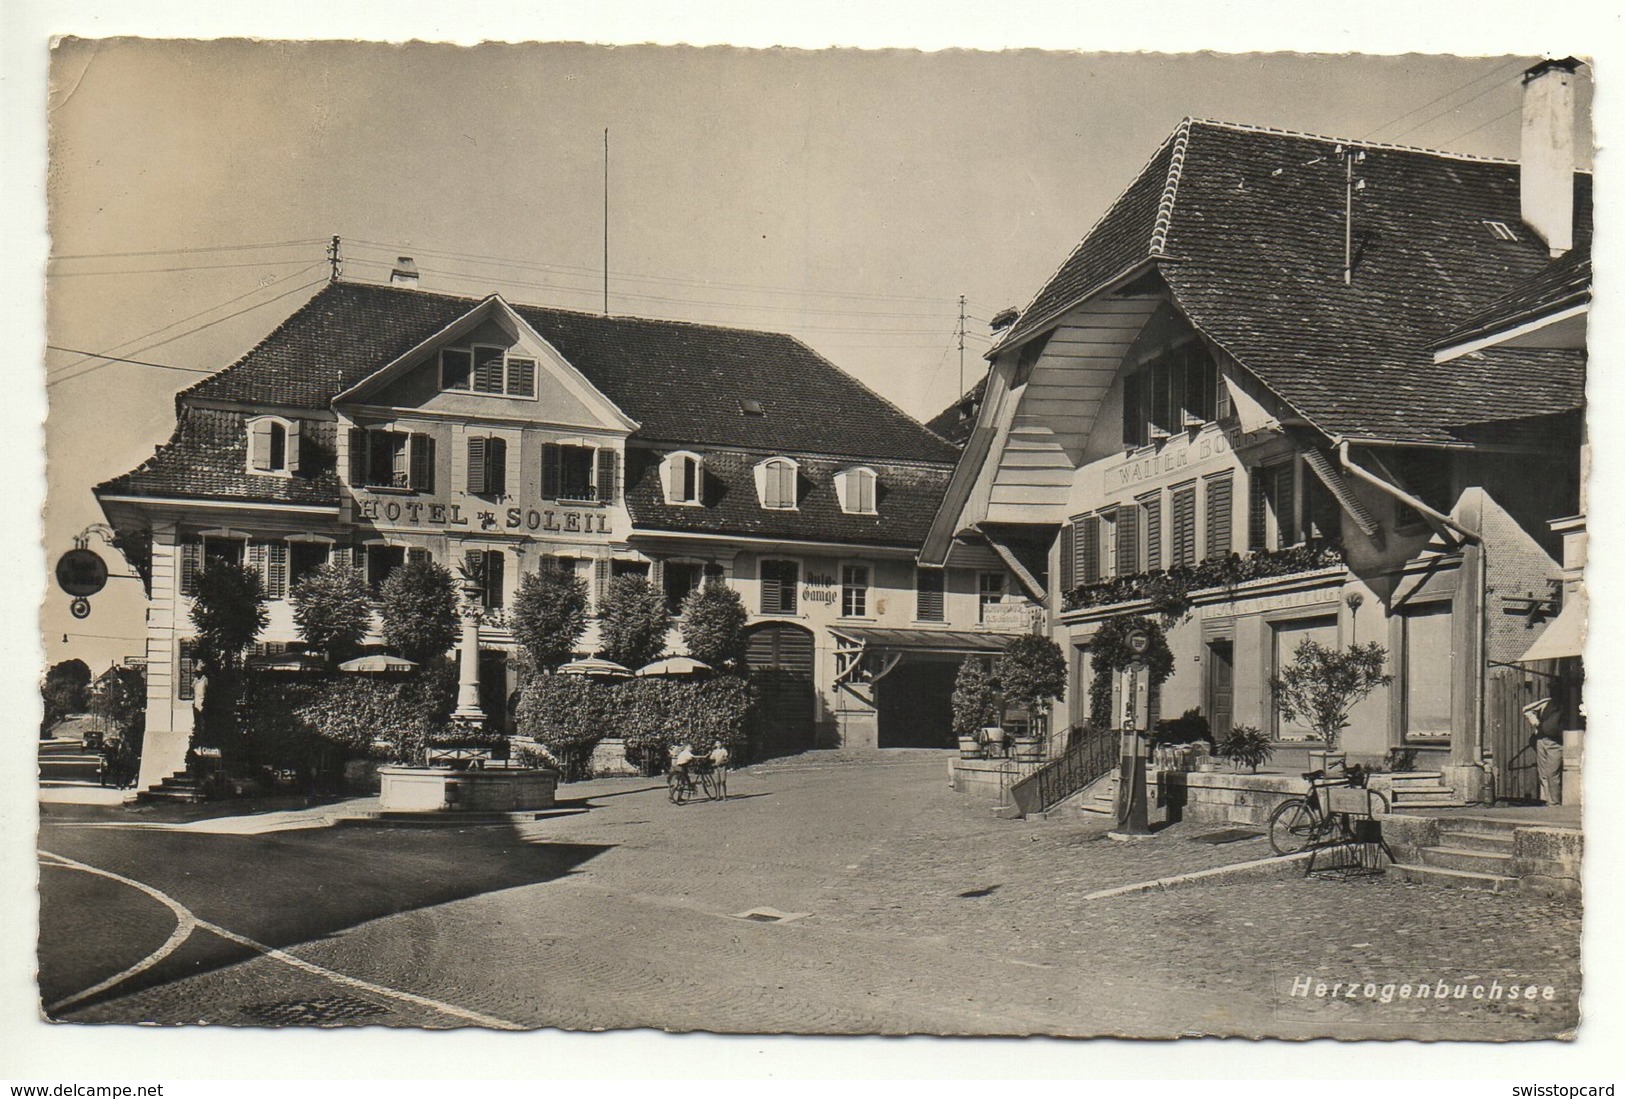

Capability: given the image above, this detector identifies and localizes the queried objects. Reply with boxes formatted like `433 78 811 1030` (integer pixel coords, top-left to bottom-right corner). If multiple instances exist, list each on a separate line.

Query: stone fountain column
452 574 486 727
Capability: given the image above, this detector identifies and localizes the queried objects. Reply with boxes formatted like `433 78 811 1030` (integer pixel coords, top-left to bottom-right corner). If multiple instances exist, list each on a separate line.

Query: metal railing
1008 725 1118 819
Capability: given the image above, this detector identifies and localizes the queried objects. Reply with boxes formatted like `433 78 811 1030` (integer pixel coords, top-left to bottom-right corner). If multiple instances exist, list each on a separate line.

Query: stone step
1390 798 1469 809
1383 770 1445 781
1389 863 1516 893
1425 814 1523 836
1419 845 1517 875
1438 828 1516 853
1390 783 1457 797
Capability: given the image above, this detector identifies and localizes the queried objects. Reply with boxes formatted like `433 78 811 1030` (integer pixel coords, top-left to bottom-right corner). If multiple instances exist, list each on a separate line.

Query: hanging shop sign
56 548 108 597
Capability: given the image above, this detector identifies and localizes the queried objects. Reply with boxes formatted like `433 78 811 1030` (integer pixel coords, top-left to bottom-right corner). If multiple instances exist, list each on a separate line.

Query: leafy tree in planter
290 561 372 665
679 581 748 671
1269 640 1392 752
512 565 589 673
188 560 269 748
598 575 670 670
951 657 1000 740
41 658 93 735
994 634 1067 734
378 559 459 664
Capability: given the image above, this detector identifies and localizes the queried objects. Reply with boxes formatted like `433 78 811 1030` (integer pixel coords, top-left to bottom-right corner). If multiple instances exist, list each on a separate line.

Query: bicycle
1267 768 1390 857
667 759 727 804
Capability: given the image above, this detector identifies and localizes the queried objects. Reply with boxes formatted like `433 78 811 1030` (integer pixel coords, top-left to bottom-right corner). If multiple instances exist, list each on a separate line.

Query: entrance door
1205 639 1234 739
877 662 957 748
746 623 817 758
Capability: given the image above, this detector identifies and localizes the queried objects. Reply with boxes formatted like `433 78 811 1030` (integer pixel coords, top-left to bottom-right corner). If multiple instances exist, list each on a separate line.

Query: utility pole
327 235 343 283
957 294 966 394
1338 145 1366 285
603 128 610 315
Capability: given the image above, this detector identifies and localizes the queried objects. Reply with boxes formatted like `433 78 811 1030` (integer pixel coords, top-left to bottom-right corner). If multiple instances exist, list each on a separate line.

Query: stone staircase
136 770 208 804
1377 770 1465 810
38 741 104 786
1389 815 1519 892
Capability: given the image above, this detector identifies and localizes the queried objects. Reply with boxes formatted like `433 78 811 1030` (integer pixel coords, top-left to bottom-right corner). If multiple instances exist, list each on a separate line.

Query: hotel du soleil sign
353 493 611 536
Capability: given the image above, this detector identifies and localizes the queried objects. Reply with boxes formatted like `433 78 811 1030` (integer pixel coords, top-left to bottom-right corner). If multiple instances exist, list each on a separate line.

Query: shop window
662 451 705 505
247 416 299 475
466 436 508 497
349 429 434 492
841 564 871 618
542 442 613 503
977 572 1006 624
288 541 330 588
835 467 878 515
1400 603 1452 741
663 561 705 613
760 559 799 615
1271 615 1339 740
915 568 945 622
1121 340 1220 447
756 457 800 510
1248 460 1298 550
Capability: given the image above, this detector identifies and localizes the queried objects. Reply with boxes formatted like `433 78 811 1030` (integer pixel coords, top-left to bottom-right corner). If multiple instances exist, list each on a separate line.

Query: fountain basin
377 765 559 813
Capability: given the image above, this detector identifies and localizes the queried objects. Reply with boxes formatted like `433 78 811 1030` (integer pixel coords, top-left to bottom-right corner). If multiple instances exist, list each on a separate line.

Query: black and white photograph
11 4 1622 1076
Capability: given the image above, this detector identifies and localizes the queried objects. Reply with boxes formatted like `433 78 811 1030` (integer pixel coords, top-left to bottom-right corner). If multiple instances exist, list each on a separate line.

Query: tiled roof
924 374 989 447
997 118 1593 445
181 281 960 464
1433 246 1591 351
622 448 950 549
97 408 341 506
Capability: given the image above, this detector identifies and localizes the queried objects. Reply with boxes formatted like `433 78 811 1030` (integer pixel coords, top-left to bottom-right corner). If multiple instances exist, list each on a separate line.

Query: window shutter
391 434 410 488
267 541 288 599
348 428 368 486
859 472 875 513
179 539 201 596
1248 469 1269 550
408 434 434 493
285 420 302 474
1115 504 1139 576
473 348 505 392
441 349 472 390
760 567 780 614
1140 492 1162 571
1171 485 1197 567
1274 463 1298 546
593 558 611 610
1205 474 1233 561
178 639 197 700
487 437 507 497
249 541 268 590
408 547 430 566
1059 521 1075 593
485 551 505 608
507 358 536 397
596 447 617 504
916 568 945 621
1122 372 1141 448
1078 515 1100 585
467 437 488 495
541 443 562 500
248 419 273 471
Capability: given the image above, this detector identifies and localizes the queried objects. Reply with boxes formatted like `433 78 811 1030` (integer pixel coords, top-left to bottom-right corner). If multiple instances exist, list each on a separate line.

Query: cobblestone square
38 752 1580 1039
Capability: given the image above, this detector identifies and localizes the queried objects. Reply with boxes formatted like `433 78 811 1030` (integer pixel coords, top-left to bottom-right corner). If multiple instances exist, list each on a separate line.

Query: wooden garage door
746 623 816 757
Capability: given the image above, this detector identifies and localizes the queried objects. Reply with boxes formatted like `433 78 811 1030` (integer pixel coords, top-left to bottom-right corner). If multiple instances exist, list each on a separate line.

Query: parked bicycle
1267 768 1389 856
668 759 728 804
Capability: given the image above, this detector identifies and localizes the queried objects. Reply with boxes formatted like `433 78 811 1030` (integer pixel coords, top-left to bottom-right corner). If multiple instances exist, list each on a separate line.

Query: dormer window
247 416 300 476
834 467 878 515
1121 338 1221 448
755 457 799 510
662 451 705 506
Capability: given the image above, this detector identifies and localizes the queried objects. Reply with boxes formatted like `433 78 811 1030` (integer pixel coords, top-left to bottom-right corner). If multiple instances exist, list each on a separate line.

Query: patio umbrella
557 655 633 679
338 653 419 674
634 656 713 679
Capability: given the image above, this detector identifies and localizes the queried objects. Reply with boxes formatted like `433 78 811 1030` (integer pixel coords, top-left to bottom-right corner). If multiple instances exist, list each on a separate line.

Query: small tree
1269 640 1392 752
951 657 1000 740
378 559 459 664
679 582 748 671
512 565 590 673
993 634 1067 734
41 658 93 735
190 561 269 676
291 561 373 665
598 575 670 670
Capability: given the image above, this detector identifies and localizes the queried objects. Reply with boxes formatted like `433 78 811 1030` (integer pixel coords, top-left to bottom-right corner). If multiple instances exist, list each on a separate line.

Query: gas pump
1112 629 1153 837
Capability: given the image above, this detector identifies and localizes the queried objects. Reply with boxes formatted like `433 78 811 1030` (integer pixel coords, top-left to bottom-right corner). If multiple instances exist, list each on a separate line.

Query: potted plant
994 635 1067 764
1216 725 1273 773
1268 640 1392 774
951 658 997 760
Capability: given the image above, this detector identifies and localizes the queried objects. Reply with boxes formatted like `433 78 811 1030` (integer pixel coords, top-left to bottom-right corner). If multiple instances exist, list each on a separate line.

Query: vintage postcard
34 37 1592 1046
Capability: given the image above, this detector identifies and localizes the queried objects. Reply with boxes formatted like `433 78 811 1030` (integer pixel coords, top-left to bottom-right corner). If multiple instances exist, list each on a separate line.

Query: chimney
989 307 1020 334
390 256 420 288
1520 57 1582 258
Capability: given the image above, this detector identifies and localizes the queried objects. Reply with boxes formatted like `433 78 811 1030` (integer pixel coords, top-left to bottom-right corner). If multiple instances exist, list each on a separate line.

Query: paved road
37 751 1581 1038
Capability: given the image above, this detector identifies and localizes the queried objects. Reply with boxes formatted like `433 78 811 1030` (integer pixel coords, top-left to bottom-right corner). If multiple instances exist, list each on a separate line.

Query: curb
1083 850 1316 900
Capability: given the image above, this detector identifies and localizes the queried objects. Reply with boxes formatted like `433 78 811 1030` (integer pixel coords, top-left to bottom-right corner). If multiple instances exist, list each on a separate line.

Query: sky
6 0 1625 1086
36 42 1595 674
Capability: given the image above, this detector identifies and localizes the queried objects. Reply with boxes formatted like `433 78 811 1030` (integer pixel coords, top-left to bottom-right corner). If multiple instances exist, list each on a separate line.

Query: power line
50 237 325 261
47 257 314 278
1439 103 1524 145
1360 59 1528 140
45 347 214 376
1386 64 1528 142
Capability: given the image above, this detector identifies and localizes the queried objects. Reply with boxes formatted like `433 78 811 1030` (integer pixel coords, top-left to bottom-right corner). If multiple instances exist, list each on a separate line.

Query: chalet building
97 279 1023 791
924 59 1589 805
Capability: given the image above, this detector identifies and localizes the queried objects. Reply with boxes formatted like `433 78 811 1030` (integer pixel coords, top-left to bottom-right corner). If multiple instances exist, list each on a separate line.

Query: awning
831 627 1017 685
1518 588 1587 663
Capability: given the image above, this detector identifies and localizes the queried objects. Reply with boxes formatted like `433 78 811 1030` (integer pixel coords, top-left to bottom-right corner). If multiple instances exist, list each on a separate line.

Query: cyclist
671 742 697 785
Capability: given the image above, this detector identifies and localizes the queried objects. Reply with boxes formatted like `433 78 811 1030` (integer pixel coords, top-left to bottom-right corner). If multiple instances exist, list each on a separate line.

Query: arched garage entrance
746 622 817 758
